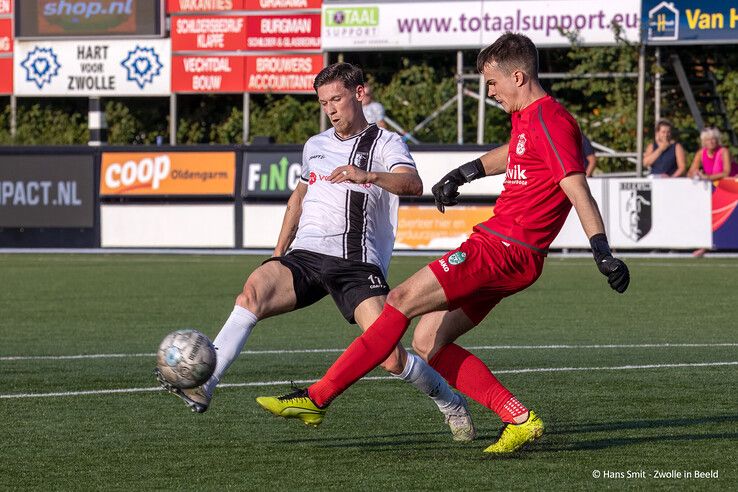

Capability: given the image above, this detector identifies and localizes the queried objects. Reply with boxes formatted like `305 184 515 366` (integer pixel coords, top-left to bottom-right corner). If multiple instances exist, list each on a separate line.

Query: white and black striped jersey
291 124 416 276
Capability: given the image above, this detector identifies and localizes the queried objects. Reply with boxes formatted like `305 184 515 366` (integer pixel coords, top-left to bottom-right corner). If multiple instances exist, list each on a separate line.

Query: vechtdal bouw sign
14 39 170 96
644 0 738 44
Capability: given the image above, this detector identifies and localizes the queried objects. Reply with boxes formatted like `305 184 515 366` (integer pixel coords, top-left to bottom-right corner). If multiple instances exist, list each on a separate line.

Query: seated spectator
687 127 738 181
643 119 686 177
361 85 387 129
582 134 597 177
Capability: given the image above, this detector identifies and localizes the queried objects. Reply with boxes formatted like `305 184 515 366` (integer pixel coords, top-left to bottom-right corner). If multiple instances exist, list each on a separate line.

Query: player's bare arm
478 143 509 176
329 164 422 196
560 173 630 293
559 173 605 238
273 182 308 256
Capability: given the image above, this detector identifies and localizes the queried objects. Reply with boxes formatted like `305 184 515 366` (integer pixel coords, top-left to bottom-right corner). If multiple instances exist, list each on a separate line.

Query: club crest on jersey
515 133 527 155
354 151 369 168
448 252 467 265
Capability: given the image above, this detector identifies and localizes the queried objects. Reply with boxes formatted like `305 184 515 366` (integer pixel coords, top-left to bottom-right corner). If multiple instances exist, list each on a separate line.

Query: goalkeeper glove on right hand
431 158 486 213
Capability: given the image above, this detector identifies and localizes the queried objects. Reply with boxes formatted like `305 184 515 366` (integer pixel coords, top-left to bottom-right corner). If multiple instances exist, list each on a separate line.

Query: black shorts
263 249 390 324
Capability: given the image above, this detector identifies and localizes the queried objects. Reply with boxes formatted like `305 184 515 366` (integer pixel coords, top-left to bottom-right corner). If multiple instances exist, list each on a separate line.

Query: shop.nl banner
322 0 640 51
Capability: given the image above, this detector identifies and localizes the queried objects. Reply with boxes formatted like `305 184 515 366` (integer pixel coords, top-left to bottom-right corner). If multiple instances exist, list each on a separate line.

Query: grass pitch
0 254 736 490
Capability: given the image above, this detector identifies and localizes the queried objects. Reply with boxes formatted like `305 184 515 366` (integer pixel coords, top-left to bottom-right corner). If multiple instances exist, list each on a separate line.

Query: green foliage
551 28 641 172
248 94 319 144
0 102 88 145
105 99 169 145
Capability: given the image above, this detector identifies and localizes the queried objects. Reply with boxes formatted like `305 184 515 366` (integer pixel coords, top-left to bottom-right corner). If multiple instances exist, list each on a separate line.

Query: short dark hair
313 62 364 91
655 119 673 131
476 32 539 78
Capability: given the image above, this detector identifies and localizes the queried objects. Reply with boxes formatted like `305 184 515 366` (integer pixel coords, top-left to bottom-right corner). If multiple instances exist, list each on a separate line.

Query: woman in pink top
688 127 737 180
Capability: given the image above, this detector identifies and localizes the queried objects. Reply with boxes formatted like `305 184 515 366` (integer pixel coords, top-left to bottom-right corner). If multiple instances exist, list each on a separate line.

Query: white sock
201 305 258 397
394 353 461 414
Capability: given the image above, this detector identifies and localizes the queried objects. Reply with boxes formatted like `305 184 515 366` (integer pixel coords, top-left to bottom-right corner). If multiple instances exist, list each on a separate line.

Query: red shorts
427 230 545 325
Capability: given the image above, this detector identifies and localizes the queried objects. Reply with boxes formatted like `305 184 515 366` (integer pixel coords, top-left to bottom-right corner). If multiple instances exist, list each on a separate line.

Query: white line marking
1 343 736 362
1 361 736 399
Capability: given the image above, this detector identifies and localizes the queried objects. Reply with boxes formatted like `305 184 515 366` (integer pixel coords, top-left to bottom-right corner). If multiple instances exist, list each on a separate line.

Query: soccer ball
156 330 216 389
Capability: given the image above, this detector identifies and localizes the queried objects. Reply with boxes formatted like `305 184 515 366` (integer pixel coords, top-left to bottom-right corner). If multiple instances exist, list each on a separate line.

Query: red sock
429 344 528 423
309 304 410 407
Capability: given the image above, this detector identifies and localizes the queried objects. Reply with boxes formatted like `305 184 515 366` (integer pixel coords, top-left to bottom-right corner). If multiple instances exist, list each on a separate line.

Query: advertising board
643 0 738 45
172 55 245 92
100 152 236 196
0 154 94 228
171 16 246 51
244 53 322 93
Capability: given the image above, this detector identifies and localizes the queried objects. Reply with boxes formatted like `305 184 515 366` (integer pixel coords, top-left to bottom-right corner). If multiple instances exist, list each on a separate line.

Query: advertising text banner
643 0 738 45
14 39 171 96
0 0 12 16
101 152 236 196
0 154 94 228
243 0 322 10
171 16 246 51
172 55 245 92
395 206 493 250
15 0 163 38
246 13 321 50
322 0 640 51
245 54 322 93
167 0 244 13
242 151 302 198
0 18 11 55
0 57 11 94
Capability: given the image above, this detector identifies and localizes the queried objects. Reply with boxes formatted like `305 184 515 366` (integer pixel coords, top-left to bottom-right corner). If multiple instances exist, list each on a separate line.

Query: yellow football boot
483 411 544 453
256 387 326 427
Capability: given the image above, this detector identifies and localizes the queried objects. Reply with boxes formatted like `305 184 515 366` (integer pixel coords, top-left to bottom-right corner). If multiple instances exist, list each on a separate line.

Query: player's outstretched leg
155 305 258 413
483 411 544 454
390 350 476 442
256 385 326 427
155 367 211 413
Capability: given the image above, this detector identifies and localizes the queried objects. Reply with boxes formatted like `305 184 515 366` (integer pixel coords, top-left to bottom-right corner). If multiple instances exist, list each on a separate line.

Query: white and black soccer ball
156 330 216 389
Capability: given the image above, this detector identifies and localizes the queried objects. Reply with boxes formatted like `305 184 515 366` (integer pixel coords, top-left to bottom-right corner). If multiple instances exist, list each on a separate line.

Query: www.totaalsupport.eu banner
322 0 641 51
14 38 170 96
643 0 738 45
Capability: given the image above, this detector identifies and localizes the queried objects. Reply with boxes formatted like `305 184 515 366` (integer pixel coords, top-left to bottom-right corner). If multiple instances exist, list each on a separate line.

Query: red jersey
478 95 584 253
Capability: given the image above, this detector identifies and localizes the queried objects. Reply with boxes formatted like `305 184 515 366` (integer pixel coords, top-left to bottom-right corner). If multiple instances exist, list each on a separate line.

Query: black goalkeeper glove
590 233 630 293
431 158 486 213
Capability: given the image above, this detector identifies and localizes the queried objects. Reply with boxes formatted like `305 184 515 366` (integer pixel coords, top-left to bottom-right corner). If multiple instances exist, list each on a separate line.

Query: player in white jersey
156 62 476 441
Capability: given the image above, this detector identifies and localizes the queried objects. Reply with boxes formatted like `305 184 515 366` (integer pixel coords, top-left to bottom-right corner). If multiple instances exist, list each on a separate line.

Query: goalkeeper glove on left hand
590 233 630 293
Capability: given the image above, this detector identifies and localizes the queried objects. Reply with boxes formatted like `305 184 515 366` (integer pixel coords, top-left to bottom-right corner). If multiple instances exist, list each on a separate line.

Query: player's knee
411 337 432 362
236 281 261 316
385 287 411 311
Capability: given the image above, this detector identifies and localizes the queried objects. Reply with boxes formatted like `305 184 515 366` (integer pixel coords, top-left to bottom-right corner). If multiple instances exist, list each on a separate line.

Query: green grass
0 254 736 490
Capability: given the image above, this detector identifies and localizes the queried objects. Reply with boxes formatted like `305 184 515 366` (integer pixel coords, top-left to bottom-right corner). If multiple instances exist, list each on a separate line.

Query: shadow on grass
272 415 738 453
552 414 738 434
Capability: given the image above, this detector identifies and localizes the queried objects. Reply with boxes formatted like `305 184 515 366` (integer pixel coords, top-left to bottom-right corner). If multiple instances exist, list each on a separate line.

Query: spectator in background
643 119 686 178
582 134 597 177
687 127 738 181
362 85 388 129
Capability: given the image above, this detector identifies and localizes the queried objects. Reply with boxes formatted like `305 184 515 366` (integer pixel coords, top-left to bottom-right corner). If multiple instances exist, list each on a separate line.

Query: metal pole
169 94 177 145
88 97 106 146
456 50 463 144
477 73 485 144
654 47 661 123
320 52 329 132
10 95 16 139
243 92 250 144
636 44 646 176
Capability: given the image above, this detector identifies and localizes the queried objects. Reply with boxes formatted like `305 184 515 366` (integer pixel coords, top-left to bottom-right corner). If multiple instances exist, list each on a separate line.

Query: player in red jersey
256 32 630 454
